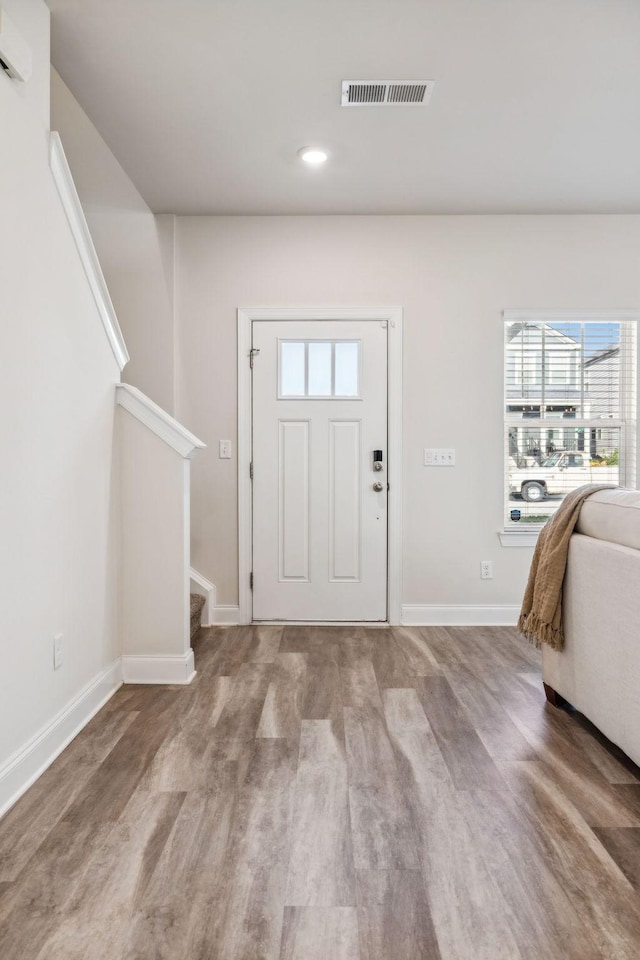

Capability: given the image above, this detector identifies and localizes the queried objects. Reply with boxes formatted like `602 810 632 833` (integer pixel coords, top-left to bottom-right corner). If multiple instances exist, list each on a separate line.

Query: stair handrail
116 384 205 458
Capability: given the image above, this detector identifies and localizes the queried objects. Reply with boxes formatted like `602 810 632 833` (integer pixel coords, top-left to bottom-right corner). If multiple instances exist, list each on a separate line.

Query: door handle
373 481 384 492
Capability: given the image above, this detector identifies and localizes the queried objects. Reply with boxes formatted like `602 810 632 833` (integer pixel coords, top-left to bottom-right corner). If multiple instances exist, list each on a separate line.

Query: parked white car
509 450 618 502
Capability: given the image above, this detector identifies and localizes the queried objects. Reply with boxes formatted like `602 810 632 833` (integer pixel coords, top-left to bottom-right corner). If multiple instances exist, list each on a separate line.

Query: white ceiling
47 0 640 215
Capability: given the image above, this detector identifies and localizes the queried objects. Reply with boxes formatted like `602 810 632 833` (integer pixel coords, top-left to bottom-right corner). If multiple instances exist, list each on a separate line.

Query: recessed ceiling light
298 147 328 165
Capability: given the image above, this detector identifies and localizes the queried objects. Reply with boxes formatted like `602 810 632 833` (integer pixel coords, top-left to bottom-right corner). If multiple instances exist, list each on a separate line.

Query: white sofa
542 487 640 768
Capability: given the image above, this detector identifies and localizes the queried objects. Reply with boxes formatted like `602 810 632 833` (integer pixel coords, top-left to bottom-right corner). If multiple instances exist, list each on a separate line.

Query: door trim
237 307 403 625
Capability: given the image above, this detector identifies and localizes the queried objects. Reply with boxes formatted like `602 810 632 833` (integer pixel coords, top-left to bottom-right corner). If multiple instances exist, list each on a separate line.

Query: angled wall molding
188 566 240 625
121 651 196 685
49 132 129 371
0 658 122 819
190 568 215 625
190 567 215 594
116 383 205 458
401 604 520 626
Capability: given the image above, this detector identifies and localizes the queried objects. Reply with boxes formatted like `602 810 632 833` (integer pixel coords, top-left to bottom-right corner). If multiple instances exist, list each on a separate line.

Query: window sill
499 529 541 548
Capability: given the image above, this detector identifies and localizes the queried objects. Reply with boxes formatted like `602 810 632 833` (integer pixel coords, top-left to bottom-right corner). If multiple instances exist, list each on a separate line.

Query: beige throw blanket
518 484 614 650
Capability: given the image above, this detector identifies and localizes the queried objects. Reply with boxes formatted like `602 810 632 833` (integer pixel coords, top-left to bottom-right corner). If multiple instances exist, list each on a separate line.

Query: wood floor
2 625 640 959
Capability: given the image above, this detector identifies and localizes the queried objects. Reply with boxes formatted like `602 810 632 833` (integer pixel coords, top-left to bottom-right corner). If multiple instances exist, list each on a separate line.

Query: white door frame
237 307 403 625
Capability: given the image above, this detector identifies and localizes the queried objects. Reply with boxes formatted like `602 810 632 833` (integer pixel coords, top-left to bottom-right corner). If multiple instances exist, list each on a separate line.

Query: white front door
251 319 388 621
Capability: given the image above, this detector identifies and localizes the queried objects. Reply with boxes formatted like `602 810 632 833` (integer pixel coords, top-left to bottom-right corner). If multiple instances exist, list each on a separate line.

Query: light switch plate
219 440 232 459
424 448 455 466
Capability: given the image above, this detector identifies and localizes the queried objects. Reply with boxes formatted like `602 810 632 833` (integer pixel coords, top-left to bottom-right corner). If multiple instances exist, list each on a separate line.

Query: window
504 313 637 530
279 340 361 398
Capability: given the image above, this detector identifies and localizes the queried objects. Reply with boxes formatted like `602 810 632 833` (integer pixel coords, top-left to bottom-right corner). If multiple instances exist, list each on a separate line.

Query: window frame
501 309 639 546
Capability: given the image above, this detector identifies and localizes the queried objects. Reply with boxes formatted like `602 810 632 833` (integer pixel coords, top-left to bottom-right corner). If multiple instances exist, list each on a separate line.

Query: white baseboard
205 605 517 628
0 658 123 820
401 604 520 626
211 605 241 625
189 567 216 626
122 650 196 684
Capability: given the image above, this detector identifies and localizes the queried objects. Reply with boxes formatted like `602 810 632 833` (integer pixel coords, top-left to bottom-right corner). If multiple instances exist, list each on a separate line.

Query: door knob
373 481 384 492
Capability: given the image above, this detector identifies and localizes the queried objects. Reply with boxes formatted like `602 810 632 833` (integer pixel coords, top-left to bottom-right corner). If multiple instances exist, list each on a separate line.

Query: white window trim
501 308 640 546
237 306 403 625
499 529 541 548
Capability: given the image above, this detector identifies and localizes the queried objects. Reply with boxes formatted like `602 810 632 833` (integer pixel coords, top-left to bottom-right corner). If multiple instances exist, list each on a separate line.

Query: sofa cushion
577 487 640 550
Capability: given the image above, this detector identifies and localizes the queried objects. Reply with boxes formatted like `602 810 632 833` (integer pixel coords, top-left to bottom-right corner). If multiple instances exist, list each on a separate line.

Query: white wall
119 407 190 668
0 0 121 799
50 69 175 413
174 215 640 609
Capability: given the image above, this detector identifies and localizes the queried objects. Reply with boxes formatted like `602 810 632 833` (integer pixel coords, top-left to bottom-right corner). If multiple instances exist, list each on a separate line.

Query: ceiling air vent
341 80 434 107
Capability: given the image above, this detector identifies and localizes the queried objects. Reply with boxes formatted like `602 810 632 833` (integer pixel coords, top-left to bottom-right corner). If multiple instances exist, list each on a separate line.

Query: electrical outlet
480 561 493 580
219 440 232 459
424 448 456 466
53 633 63 670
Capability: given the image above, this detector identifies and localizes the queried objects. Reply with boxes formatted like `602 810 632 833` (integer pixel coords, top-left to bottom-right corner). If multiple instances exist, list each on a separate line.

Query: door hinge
249 348 261 369
249 461 254 480
250 572 254 590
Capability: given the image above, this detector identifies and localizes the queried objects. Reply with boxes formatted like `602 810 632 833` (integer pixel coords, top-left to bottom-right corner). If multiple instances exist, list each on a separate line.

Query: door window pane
335 342 359 396
281 342 305 396
308 342 332 396
279 340 362 398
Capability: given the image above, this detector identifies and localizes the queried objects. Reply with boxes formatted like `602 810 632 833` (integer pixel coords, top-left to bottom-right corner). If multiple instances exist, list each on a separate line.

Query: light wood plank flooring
2 625 640 959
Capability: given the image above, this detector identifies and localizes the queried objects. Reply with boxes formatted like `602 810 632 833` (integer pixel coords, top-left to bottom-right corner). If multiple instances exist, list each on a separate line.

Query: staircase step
190 592 206 639
190 593 206 617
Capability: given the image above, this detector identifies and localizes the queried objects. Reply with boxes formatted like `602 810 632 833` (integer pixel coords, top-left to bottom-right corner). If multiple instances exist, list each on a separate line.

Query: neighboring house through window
504 311 638 530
